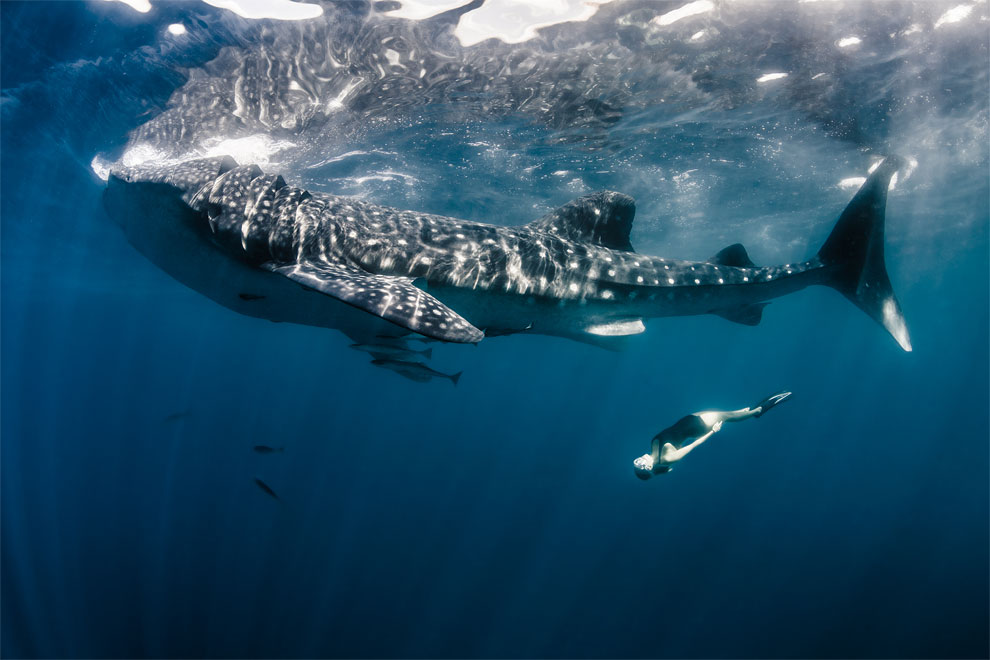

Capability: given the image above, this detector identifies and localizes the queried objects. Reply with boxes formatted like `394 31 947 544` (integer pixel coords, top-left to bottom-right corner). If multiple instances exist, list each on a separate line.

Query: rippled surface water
2 1 988 657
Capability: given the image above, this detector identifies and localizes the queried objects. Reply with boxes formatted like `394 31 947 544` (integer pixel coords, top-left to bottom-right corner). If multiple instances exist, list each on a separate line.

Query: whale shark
103 155 910 352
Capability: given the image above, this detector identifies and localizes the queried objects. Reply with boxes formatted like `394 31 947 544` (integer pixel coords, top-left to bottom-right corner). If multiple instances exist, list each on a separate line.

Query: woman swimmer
633 391 792 480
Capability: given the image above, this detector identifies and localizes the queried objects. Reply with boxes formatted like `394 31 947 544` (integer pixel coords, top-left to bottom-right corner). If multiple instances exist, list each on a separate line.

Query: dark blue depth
2 2 988 658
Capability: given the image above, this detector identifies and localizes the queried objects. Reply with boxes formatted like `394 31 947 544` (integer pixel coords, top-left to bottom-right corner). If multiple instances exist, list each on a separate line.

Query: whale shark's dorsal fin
263 261 484 344
710 243 757 268
528 191 636 252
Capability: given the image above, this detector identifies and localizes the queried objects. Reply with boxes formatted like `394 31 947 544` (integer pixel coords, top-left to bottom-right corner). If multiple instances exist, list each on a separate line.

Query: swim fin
752 391 792 417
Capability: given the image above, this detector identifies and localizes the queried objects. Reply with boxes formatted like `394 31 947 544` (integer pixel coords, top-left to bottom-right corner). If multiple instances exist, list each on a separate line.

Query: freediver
633 392 792 480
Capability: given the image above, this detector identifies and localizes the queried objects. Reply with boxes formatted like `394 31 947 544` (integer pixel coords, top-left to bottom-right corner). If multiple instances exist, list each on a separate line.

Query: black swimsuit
653 414 709 449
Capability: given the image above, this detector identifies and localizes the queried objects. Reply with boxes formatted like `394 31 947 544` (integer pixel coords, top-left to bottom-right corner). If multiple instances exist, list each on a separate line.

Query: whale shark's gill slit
263 260 484 343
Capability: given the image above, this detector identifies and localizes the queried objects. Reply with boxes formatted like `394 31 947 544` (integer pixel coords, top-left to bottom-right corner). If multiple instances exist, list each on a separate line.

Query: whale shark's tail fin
817 156 911 351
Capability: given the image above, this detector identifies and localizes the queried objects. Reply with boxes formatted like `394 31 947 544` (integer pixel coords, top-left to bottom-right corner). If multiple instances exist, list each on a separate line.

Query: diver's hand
712 421 723 432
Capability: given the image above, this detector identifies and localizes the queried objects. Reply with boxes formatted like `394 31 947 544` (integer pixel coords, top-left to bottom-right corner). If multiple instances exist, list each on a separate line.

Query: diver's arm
661 421 722 462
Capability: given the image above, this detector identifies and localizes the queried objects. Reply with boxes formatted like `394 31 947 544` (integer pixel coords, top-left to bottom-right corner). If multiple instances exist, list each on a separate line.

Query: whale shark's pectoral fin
528 191 637 251
264 261 484 343
712 302 769 326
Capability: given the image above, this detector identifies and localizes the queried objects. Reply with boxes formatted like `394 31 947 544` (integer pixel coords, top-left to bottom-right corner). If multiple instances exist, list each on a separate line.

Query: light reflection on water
74 0 985 261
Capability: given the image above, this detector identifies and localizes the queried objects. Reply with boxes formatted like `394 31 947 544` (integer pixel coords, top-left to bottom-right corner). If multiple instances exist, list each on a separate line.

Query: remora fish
350 342 433 360
253 477 279 499
163 410 190 423
371 359 462 385
103 155 910 351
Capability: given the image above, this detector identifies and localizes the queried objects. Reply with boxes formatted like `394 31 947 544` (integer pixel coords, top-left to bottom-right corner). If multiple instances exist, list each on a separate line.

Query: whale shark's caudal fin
818 156 911 351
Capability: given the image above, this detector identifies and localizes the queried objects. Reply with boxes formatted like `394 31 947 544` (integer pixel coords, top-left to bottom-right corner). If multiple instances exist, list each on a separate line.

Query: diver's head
633 454 654 480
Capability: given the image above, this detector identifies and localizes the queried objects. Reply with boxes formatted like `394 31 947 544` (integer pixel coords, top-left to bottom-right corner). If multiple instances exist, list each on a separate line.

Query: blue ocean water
1 1 988 658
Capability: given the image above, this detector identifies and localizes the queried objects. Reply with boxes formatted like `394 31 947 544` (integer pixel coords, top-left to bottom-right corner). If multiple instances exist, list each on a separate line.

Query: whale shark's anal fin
817 156 911 352
711 302 769 326
528 191 637 251
264 261 484 343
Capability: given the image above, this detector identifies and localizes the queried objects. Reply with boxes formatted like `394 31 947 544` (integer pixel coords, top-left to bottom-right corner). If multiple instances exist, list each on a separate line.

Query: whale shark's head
103 168 222 276
104 156 241 241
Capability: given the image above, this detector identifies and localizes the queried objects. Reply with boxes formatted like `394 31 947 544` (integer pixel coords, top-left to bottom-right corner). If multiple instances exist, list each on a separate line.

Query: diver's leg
697 392 793 426
697 408 758 427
